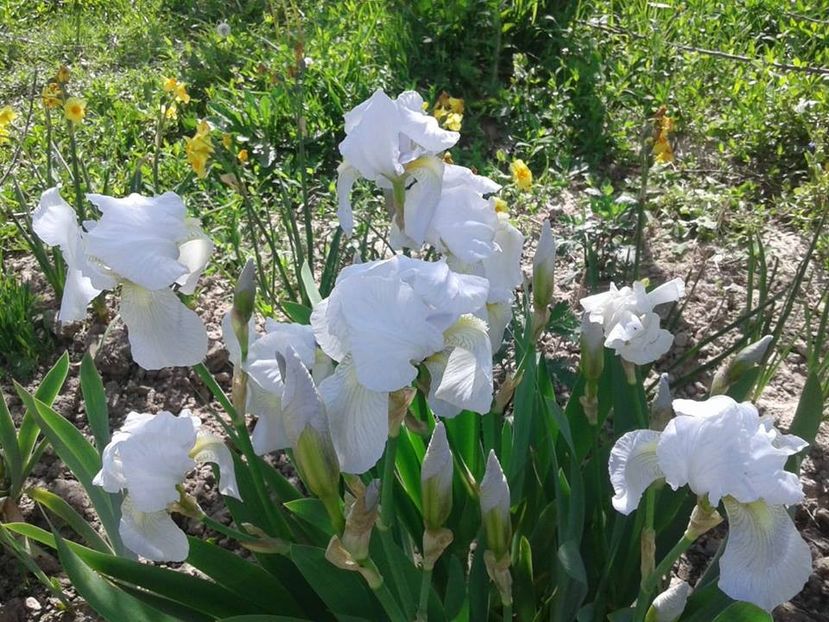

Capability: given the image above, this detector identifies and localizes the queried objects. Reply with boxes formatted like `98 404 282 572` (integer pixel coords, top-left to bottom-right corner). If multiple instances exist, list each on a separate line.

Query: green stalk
633 534 695 622
502 602 513 622
201 514 260 543
45 107 53 186
416 567 432 622
152 101 165 192
68 122 85 221
371 574 407 622
378 434 415 616
294 61 313 275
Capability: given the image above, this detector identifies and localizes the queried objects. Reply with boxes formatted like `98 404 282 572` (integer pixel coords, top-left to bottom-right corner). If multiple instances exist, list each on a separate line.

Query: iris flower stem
230 368 292 540
152 101 165 192
416 567 432 621
68 122 85 221
200 514 259 543
633 534 695 622
372 576 407 622
378 433 415 615
502 602 513 622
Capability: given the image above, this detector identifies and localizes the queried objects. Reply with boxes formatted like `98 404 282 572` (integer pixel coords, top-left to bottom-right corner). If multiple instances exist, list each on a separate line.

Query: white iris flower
93 410 239 562
336 89 458 241
32 188 213 370
609 395 811 610
580 278 684 365
311 256 493 473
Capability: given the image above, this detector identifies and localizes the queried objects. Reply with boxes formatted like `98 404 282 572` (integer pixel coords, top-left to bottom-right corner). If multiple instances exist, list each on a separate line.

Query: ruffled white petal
431 315 493 416
646 278 685 308
32 188 103 322
720 498 812 611
657 401 757 506
336 161 358 235
318 357 389 474
396 93 459 153
311 296 349 362
482 214 525 303
191 432 241 500
119 495 189 562
608 429 663 515
174 220 213 295
248 381 289 455
120 282 207 370
402 155 444 245
338 89 403 181
84 192 189 291
114 411 197 513
442 164 500 194
427 184 498 263
278 346 329 444
485 302 513 353
338 275 444 392
605 311 674 365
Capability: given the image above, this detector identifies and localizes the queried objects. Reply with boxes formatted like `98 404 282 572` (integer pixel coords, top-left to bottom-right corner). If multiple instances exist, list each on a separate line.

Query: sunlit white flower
216 21 231 37
32 188 213 370
580 278 684 365
221 312 329 455
312 256 491 473
420 164 501 263
448 212 525 351
93 410 239 561
608 395 811 611
336 89 458 239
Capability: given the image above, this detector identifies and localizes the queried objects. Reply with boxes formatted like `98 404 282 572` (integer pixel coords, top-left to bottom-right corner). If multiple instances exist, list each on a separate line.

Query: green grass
0 262 48 380
0 0 827 295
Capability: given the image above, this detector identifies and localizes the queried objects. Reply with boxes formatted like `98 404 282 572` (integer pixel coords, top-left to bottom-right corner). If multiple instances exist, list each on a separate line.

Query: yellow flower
447 96 464 114
185 120 214 178
64 97 86 124
510 159 533 191
56 65 71 84
174 83 190 104
444 112 462 131
163 77 178 92
237 149 249 163
493 197 509 214
0 106 17 126
653 108 674 164
442 151 454 164
222 132 232 149
42 83 62 109
163 103 177 120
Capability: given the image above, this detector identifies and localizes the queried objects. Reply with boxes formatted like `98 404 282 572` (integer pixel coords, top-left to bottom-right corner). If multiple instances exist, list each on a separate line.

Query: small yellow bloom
186 120 214 178
652 107 674 164
222 132 232 149
56 65 71 84
444 112 462 131
174 83 190 104
64 97 86 124
42 83 62 109
510 159 533 191
442 151 454 164
163 77 178 92
0 106 17 126
447 96 464 114
237 149 249 163
164 103 177 120
493 197 509 214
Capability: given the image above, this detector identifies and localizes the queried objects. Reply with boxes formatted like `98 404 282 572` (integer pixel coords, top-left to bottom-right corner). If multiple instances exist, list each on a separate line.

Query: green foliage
0 268 48 380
